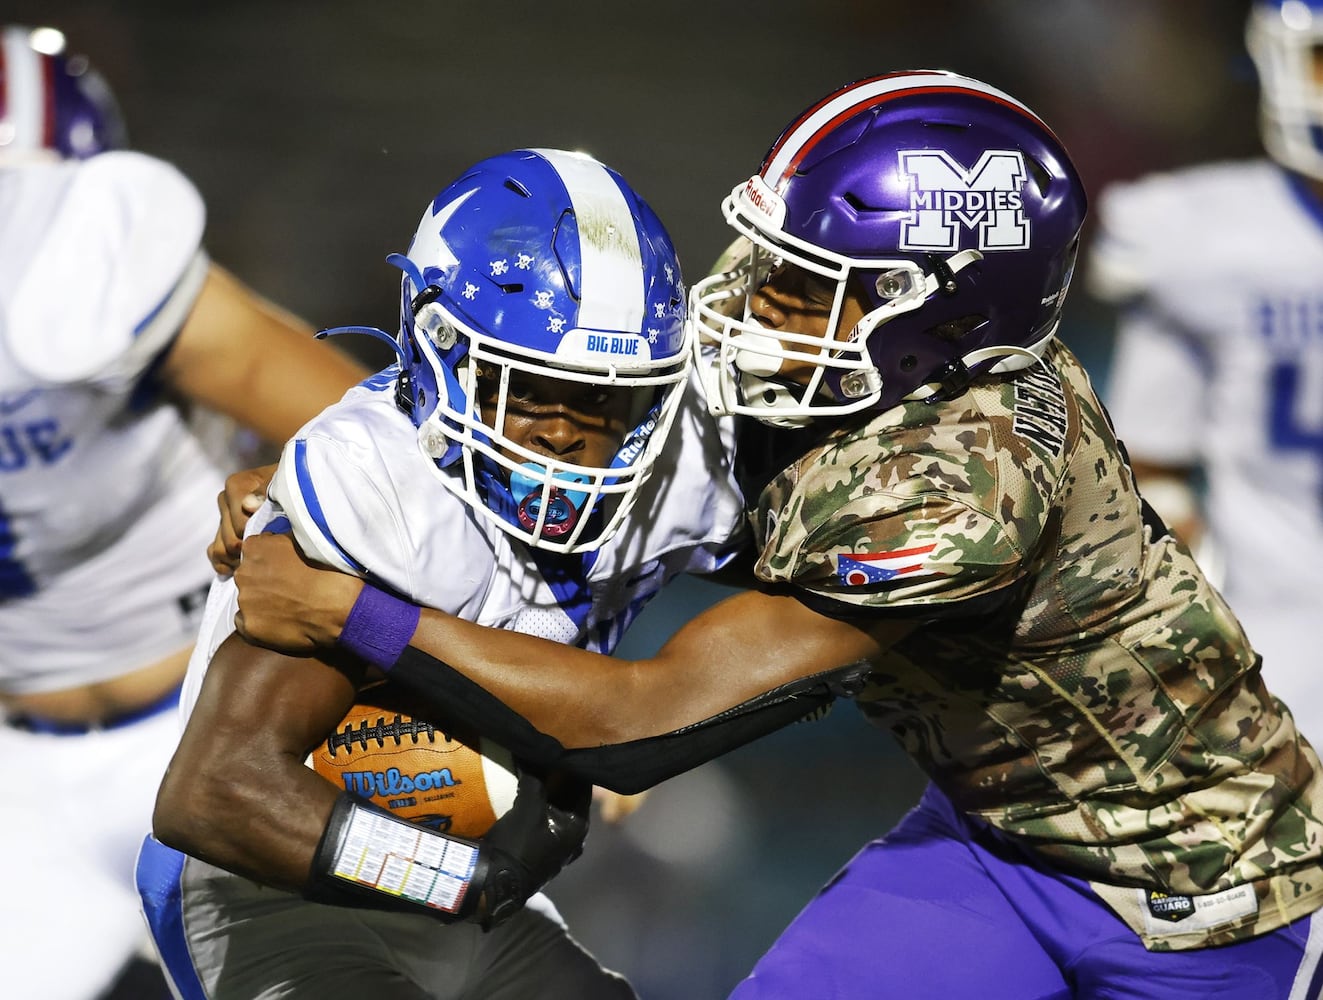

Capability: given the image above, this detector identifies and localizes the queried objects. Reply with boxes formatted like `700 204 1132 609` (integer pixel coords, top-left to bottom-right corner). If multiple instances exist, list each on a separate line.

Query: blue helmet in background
1247 0 1323 179
0 25 127 162
392 148 689 553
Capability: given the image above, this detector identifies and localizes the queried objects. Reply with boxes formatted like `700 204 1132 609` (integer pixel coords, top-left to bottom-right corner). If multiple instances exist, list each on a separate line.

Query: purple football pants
730 784 1323 999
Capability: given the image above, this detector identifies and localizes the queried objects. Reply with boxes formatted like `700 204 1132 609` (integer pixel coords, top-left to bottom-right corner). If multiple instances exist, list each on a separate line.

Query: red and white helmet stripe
760 71 1043 191
0 26 56 156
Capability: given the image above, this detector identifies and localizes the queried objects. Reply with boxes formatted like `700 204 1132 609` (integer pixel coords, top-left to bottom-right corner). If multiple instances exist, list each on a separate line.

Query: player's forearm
235 578 895 794
162 264 368 446
231 535 898 767
154 743 337 891
399 587 895 748
224 329 366 446
232 533 688 743
406 608 654 746
389 639 874 794
153 634 364 890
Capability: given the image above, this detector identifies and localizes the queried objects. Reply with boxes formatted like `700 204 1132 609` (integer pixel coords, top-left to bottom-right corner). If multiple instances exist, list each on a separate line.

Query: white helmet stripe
1 28 48 153
761 72 1038 190
533 148 645 334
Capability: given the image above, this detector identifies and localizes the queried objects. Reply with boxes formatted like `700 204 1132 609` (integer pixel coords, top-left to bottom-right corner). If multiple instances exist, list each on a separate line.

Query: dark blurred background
13 1 1261 995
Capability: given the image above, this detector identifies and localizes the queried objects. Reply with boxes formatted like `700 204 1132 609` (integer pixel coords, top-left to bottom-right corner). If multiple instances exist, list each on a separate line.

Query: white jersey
0 151 226 693
181 367 746 719
1087 158 1323 726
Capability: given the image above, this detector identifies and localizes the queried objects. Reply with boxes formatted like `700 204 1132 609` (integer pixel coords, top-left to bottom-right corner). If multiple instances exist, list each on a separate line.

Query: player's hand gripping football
208 463 277 574
234 532 362 654
475 769 592 928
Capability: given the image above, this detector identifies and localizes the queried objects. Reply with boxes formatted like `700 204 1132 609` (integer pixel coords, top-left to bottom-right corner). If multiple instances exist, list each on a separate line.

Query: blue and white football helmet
383 148 689 553
1248 0 1323 179
0 25 127 162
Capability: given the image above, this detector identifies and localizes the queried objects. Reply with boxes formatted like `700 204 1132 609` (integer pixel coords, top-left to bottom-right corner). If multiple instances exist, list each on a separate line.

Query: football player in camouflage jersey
227 73 1323 998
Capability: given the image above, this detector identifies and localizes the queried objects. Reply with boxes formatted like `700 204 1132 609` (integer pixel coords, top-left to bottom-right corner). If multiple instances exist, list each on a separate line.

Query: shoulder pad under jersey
3 151 207 385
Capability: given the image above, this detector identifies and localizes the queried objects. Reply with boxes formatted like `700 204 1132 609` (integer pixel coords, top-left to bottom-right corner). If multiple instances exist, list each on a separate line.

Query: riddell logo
743 176 782 222
898 149 1030 253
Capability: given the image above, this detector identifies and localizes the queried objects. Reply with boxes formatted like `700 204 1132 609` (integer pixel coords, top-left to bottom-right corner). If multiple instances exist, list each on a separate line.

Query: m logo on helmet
897 149 1030 253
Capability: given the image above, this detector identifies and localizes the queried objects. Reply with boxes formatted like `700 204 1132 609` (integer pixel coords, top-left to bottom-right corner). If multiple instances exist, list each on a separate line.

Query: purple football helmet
382 148 688 553
0 25 127 162
691 71 1087 425
1247 0 1323 179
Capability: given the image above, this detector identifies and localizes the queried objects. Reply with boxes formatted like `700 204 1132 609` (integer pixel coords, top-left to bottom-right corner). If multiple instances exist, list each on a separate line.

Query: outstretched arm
233 532 909 786
161 262 369 446
398 585 888 745
164 264 368 574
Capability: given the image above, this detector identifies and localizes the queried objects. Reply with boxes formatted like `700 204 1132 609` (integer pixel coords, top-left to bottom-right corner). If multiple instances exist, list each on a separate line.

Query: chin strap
733 374 820 428
905 323 1058 404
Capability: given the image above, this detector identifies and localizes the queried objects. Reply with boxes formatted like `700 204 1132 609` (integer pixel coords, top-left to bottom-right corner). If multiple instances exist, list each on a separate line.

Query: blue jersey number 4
1269 361 1323 494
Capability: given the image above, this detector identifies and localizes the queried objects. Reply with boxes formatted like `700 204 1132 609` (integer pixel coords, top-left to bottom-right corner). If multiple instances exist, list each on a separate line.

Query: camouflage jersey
742 339 1323 951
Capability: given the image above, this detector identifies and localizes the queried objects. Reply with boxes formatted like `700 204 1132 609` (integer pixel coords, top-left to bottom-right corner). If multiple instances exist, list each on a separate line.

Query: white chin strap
903 323 1058 402
734 374 817 428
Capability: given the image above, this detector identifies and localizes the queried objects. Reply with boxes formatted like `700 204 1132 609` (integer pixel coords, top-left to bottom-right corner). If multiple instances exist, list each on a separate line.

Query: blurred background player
142 148 746 999
1087 0 1323 736
0 24 368 1000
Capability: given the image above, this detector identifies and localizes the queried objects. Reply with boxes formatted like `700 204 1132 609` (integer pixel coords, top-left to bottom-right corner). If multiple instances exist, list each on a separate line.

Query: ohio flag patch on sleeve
835 544 937 586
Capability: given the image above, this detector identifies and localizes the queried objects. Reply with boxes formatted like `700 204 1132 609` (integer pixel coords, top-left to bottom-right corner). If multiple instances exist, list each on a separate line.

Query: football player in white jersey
1087 0 1323 738
0 25 369 1000
139 147 746 999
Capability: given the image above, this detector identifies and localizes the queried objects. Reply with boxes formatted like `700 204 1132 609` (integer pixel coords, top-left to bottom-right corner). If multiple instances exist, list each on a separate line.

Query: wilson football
309 683 519 838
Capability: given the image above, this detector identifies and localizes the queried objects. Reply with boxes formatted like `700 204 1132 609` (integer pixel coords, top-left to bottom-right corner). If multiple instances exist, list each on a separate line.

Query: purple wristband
336 583 421 671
